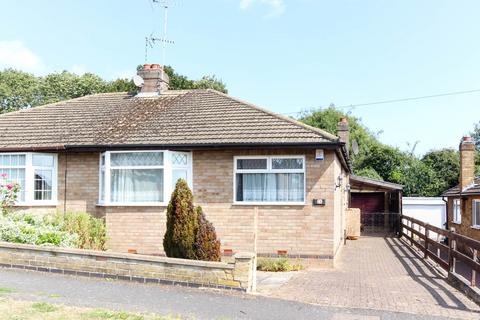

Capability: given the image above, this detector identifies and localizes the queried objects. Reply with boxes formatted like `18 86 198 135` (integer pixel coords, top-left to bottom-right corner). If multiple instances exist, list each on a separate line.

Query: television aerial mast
145 0 175 65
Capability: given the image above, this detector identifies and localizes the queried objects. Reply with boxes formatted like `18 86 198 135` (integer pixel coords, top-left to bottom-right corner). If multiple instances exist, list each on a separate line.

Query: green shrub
56 211 107 250
194 206 221 262
0 211 106 250
257 258 304 272
163 179 198 259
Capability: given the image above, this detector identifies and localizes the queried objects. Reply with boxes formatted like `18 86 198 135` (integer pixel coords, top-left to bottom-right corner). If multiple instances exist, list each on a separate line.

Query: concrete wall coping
0 241 234 269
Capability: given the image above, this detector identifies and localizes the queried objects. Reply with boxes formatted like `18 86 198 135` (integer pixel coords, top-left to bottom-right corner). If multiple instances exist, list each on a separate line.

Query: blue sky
1 0 479 155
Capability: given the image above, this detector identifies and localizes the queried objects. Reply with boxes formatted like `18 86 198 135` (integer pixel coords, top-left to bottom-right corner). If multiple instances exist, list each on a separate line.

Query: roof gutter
0 146 66 152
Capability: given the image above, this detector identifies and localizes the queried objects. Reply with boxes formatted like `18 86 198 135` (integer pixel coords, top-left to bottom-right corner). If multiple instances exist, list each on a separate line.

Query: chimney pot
136 63 169 96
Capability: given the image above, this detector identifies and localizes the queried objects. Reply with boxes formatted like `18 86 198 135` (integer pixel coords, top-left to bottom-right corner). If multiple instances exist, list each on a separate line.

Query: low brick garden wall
0 242 256 292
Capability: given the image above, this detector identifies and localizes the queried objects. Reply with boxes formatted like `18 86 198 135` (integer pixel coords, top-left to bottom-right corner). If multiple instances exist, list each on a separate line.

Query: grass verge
0 298 183 320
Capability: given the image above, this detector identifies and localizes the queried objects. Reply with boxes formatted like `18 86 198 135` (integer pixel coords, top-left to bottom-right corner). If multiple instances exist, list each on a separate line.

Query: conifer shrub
163 179 198 259
194 206 221 262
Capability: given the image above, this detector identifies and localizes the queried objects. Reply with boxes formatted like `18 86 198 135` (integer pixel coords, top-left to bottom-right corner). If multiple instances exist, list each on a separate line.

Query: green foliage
0 66 227 113
194 206 221 262
472 121 480 151
163 66 228 93
0 211 106 250
421 149 460 193
163 179 198 259
256 258 304 272
53 211 107 250
354 167 383 181
0 287 16 294
300 107 480 196
31 302 57 313
0 174 20 215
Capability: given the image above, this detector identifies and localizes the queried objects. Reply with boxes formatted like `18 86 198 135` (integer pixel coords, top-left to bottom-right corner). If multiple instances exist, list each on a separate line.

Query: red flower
6 184 13 190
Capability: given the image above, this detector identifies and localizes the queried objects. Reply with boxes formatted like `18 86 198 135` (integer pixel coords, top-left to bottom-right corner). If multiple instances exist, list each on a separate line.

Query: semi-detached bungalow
0 65 352 265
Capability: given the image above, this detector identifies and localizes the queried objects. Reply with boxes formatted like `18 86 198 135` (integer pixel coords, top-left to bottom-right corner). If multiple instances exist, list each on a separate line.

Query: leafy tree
472 121 480 151
163 179 198 259
194 206 221 261
421 149 459 193
0 69 39 113
163 66 228 93
354 167 383 181
0 66 228 113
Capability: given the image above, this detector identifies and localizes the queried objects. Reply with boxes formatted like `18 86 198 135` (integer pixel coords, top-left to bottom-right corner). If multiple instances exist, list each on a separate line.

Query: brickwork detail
0 242 255 292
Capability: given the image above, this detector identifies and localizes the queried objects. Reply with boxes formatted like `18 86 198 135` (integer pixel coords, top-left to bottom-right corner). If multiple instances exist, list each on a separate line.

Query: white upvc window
0 153 58 205
453 198 461 224
234 155 305 205
99 150 192 206
473 200 480 228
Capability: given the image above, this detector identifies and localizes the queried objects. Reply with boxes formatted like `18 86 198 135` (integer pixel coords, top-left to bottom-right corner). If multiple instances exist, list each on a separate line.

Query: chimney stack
337 117 350 155
459 135 476 191
136 64 169 96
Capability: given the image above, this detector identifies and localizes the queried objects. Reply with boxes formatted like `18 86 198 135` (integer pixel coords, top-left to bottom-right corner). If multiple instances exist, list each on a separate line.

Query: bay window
0 153 57 204
234 156 305 204
99 151 192 205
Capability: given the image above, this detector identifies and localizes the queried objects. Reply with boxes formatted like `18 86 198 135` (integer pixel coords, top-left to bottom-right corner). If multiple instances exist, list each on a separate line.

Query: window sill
232 201 306 206
471 226 480 230
96 203 168 207
452 221 462 225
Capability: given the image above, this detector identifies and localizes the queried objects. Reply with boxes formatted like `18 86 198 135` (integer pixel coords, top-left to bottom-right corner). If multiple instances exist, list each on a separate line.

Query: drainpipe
442 197 448 230
63 152 68 216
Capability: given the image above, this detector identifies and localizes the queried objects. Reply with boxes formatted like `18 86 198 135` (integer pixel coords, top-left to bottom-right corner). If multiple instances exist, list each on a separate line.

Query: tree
0 66 228 113
421 149 460 193
0 69 39 113
194 206 221 261
471 121 480 151
163 66 228 93
163 179 198 259
354 167 383 181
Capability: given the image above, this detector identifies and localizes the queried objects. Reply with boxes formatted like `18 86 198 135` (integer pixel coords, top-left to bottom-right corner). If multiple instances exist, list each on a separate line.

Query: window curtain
111 169 163 202
237 173 304 202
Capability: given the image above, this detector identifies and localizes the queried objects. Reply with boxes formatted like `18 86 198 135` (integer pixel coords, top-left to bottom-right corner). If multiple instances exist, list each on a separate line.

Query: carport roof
350 175 404 192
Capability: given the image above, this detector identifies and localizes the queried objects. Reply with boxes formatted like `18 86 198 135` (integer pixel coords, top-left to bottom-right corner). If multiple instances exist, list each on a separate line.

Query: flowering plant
0 173 20 215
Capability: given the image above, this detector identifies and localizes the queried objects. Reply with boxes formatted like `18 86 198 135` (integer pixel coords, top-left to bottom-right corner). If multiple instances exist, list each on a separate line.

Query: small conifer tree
163 179 198 259
194 206 221 262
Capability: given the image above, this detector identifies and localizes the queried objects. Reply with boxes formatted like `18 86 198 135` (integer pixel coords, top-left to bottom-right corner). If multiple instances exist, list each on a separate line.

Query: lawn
0 296 182 320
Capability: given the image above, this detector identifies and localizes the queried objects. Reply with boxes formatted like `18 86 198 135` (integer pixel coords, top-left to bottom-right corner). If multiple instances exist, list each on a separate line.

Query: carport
349 175 403 234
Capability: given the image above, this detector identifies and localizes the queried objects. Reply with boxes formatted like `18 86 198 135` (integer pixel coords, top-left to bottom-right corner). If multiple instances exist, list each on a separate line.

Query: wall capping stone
0 242 255 292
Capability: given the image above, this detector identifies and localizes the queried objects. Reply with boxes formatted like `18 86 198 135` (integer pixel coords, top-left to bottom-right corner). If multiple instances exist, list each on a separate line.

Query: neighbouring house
442 136 480 240
0 64 352 265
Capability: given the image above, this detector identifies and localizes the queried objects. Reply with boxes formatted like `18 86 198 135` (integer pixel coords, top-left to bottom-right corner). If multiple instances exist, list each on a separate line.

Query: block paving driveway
266 236 480 319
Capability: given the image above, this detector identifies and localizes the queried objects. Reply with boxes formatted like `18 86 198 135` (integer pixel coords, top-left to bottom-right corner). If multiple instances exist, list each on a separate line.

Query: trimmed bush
194 206 221 262
163 179 198 259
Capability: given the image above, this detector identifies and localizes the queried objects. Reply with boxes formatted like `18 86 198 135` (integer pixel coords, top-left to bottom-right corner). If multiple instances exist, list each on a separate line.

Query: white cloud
0 40 45 73
240 0 286 16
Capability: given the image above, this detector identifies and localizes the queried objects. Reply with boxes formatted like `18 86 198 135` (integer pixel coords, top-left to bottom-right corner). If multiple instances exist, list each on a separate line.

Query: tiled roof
442 177 480 196
0 89 339 150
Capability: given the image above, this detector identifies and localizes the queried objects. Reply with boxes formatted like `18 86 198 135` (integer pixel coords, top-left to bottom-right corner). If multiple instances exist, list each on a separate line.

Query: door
351 192 385 232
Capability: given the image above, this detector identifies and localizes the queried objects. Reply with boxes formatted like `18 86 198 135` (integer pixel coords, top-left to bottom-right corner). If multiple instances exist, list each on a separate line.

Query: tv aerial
144 0 176 65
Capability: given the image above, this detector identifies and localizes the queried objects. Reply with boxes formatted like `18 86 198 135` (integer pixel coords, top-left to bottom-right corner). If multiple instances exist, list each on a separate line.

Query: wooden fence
401 215 480 290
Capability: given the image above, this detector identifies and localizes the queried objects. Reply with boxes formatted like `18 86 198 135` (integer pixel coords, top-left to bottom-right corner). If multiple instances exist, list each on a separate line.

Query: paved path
0 268 452 320
268 236 480 320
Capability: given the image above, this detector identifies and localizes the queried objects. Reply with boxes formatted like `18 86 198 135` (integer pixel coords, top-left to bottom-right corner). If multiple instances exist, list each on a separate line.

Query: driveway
267 236 480 320
0 267 455 320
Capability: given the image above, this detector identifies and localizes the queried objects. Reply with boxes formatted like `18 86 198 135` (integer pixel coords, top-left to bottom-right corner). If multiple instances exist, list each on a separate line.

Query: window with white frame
473 200 480 228
234 156 305 204
0 153 57 204
99 151 192 205
453 198 461 223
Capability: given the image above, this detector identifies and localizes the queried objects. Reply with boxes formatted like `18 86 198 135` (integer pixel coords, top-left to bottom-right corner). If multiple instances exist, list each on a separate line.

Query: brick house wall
14 148 348 263
447 196 480 241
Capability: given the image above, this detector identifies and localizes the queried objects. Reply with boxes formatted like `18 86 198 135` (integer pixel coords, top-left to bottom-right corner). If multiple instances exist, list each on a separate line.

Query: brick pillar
459 136 476 191
233 252 256 292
